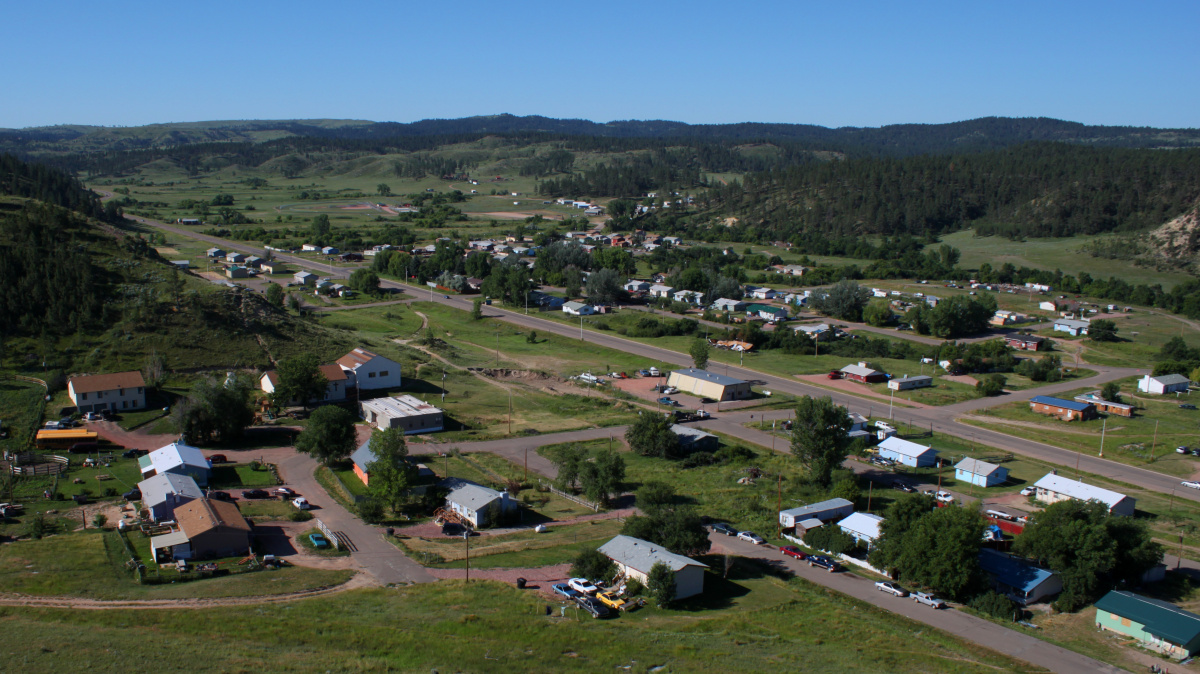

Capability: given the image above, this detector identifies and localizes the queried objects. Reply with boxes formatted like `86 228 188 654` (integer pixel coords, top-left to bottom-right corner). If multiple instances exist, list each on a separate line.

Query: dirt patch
941 374 980 386
474 368 564 384
154 246 181 256
796 375 932 409
428 563 571 587
478 211 564 221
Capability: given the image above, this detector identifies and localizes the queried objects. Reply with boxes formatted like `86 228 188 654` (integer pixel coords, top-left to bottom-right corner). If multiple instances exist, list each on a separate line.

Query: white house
1138 374 1191 395
563 301 594 316
745 286 777 300
443 479 515 528
337 348 402 391
1032 473 1135 516
649 284 675 298
955 458 1009 488
624 280 651 293
673 290 704 305
794 323 833 341
711 298 747 313
1038 301 1057 312
888 375 933 391
1054 319 1090 336
877 436 939 468
301 244 319 252
779 498 855 529
68 371 147 414
598 535 709 600
294 271 317 286
837 512 884 548
225 252 245 264
259 364 348 404
138 442 211 487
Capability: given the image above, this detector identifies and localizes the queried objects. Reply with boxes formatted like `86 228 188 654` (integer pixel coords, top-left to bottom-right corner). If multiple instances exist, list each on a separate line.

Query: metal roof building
877 436 939 468
666 368 752 402
1095 590 1200 659
779 498 854 529
598 535 709 600
978 549 1063 606
1032 473 1135 516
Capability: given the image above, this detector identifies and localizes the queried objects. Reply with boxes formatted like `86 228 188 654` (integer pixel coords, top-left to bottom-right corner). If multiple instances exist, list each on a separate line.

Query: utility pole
464 531 470 583
508 388 512 435
867 481 874 511
580 315 584 340
1150 419 1160 460
524 447 528 482
776 473 782 539
1099 417 1107 458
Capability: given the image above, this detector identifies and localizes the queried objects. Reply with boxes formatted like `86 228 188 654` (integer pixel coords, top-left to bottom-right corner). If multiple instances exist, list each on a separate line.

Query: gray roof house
137 442 212 487
779 498 854 529
598 535 709 600
443 478 515 528
137 473 204 522
671 424 719 452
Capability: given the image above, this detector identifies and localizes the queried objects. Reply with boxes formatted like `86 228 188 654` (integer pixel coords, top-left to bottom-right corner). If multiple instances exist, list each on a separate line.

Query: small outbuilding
1095 590 1200 660
877 436 939 468
1138 374 1191 395
670 424 718 453
598 535 709 600
954 458 1009 488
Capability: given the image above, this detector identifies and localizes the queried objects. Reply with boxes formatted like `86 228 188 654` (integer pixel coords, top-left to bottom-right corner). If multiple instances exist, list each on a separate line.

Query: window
1120 617 1131 627
369 372 376 378
380 371 388 377
122 401 128 409
119 389 124 396
81 392 88 400
138 387 144 394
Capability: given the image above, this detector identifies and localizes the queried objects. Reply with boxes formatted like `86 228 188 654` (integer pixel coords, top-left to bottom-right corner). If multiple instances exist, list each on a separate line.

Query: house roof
145 443 210 475
151 530 191 549
780 498 854 520
670 424 716 442
137 473 203 508
443 479 504 512
978 549 1058 594
318 364 348 382
1095 591 1200 646
69 371 146 394
1007 334 1045 344
175 498 251 537
1033 473 1128 509
837 512 884 540
955 457 1003 477
1030 396 1093 412
563 301 590 311
597 535 709 574
892 375 933 384
1055 319 1091 329
1150 374 1191 386
261 371 280 387
878 436 938 459
840 363 881 377
795 323 830 334
337 347 383 370
797 518 824 530
649 284 674 293
669 368 747 387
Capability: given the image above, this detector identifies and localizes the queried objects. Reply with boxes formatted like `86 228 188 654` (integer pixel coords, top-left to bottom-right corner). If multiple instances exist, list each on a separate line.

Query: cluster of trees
1155 337 1200 381
622 481 711 558
870 494 987 600
904 294 998 339
173 374 257 445
0 153 111 221
546 443 626 506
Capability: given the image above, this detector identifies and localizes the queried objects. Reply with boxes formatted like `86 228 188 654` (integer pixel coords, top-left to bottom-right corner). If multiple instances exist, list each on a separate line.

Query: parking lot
609 373 761 412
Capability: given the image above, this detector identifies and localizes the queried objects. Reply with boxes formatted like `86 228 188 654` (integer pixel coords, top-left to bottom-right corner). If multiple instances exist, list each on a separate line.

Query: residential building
671 424 718 453
348 438 403 486
745 286 777 300
840 362 887 383
443 479 515 528
955 458 1009 488
888 375 933 391
837 512 884 548
359 395 444 434
563 301 594 316
673 290 705 305
137 473 204 522
68 371 147 414
243 256 263 269
623 280 650 293
1138 374 1191 395
978 549 1063 606
1038 301 1057 312
206 247 226 257
301 244 319 252
746 304 788 323
260 261 284 274
225 266 249 279
337 348 401 391
710 298 747 313
877 436 939 468
598 535 709 600
259 364 348 404
779 498 854 530
1032 473 1135 516
153 498 251 561
1054 319 1090 336
1029 396 1097 421
225 252 245 264
778 265 807 276
138 442 212 487
665 368 752 402
794 323 834 341
321 246 339 255
847 412 872 441
649 284 675 299
1005 334 1046 351
1074 392 1134 417
294 271 317 286
1095 591 1200 660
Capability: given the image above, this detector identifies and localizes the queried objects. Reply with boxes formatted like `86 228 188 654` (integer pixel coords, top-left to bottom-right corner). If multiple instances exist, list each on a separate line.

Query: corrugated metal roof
444 480 504 512
955 457 1003 477
1095 590 1200 645
1151 374 1191 386
597 535 708 574
670 368 747 387
137 473 203 508
146 443 210 475
840 363 880 377
780 498 854 520
878 436 937 459
1033 473 1128 509
1030 396 1093 412
978 549 1058 594
837 512 883 540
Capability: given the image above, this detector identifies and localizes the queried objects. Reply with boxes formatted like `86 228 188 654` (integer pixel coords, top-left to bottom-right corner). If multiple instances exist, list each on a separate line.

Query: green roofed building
1094 590 1200 660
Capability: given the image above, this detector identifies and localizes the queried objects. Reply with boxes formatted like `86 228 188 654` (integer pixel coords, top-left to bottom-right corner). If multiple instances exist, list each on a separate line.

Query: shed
1095 590 1200 660
206 248 226 258
1137 374 1191 395
840 362 887 383
1032 473 1134 515
1029 396 1097 421
598 535 709 600
359 395 443 434
225 252 245 264
978 549 1063 606
954 458 1009 488
665 368 752 402
1053 319 1090 336
294 271 317 286
670 424 718 453
837 512 884 548
778 498 854 529
562 301 594 316
888 375 933 391
877 436 939 468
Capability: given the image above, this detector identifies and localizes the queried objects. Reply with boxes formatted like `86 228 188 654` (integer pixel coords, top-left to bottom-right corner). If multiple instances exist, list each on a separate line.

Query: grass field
0 378 45 455
0 530 352 600
0 574 1043 673
397 518 625 566
1037 312 1200 368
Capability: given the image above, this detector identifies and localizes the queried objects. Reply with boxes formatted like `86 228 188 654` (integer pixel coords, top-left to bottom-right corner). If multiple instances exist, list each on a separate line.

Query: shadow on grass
664 555 791 612
215 426 299 451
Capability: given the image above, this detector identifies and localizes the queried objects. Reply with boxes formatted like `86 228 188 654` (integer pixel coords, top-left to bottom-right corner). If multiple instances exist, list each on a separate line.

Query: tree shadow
666 555 790 612
217 426 299 450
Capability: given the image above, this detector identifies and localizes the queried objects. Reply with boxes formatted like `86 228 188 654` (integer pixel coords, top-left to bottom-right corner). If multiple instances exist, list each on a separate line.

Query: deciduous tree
271 355 327 410
789 396 851 486
689 339 710 370
625 412 681 459
295 405 357 466
367 427 416 513
648 561 676 608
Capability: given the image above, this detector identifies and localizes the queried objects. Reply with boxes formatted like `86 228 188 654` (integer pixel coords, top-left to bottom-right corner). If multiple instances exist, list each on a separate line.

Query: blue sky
2 1 1197 129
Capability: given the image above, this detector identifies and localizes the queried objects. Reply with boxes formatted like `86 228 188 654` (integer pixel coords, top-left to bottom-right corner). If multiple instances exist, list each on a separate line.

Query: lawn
0 529 352 600
0 574 1044 672
1037 311 1200 369
395 518 625 566
209 463 281 489
0 377 46 455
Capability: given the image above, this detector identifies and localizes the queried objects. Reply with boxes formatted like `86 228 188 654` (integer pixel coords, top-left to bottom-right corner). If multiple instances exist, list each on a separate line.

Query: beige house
151 498 251 562
68 371 147 414
598 535 708 600
665 368 751 402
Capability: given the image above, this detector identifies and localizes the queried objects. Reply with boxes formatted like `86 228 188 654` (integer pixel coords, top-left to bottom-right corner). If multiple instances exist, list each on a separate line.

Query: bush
570 548 616 582
289 510 314 522
804 524 857 555
625 577 644 596
92 513 108 528
356 498 384 523
975 374 1007 397
969 591 1019 621
714 444 755 463
681 452 717 468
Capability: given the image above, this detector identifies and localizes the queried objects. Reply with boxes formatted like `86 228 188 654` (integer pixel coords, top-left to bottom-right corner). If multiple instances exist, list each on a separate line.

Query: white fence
782 533 890 576
314 518 340 550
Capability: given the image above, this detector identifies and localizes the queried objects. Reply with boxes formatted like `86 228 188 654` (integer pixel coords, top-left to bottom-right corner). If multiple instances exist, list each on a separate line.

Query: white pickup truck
912 592 947 609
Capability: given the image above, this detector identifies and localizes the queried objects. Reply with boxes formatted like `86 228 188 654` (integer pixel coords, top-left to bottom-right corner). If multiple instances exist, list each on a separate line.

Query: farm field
0 576 1040 673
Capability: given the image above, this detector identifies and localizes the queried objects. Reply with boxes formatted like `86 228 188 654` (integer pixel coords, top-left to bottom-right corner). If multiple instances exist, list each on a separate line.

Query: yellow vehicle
34 429 99 450
596 591 625 610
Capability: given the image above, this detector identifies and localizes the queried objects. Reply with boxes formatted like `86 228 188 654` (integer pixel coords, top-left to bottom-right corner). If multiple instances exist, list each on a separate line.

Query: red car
209 454 228 464
780 545 807 560
827 371 843 380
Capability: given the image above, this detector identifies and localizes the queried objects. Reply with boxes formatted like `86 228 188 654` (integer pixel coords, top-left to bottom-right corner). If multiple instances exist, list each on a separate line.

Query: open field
0 377 45 455
397 518 625 566
1037 312 1200 368
0 575 1042 673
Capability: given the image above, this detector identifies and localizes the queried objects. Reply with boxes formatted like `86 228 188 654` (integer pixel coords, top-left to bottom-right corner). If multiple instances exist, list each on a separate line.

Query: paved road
714 534 1121 674
408 426 625 480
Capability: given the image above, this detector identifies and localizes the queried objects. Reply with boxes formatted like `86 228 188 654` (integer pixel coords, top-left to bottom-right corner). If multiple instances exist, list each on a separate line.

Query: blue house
955 458 1009 488
877 436 939 468
978 549 1063 606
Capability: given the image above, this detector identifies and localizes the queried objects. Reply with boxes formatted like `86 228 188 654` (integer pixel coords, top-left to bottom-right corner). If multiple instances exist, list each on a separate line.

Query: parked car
83 412 102 421
1020 486 1036 496
208 454 228 464
292 497 311 510
924 490 954 503
779 545 807 560
1181 404 1198 410
1192 449 1200 458
912 592 947 609
122 448 149 458
575 596 611 619
1177 446 1190 454
1182 481 1200 490
875 581 909 597
808 556 842 572
274 487 296 497
43 421 63 430
661 386 678 395
552 583 580 600
656 397 676 406
737 531 764 545
207 491 233 502
122 488 142 502
636 369 651 377
241 489 269 499
568 578 598 595
892 482 915 493
826 370 844 380
710 523 738 536
596 591 625 610
309 533 330 549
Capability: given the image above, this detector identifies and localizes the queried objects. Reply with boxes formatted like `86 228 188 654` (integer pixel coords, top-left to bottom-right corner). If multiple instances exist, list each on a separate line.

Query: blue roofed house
877 436 939 468
955 458 1009 488
138 442 212 487
1095 590 1200 660
978 549 1063 606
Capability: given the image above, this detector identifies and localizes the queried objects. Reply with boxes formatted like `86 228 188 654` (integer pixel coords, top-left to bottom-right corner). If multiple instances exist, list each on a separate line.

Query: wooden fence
8 453 69 476
543 482 600 512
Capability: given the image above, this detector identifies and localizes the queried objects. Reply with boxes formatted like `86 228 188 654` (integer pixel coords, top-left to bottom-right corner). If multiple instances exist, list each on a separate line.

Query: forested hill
691 142 1200 243
0 152 110 221
3 114 1199 158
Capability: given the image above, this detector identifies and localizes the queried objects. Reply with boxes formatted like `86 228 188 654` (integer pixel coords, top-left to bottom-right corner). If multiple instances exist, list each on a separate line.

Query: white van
648 367 660 377
292 497 310 510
